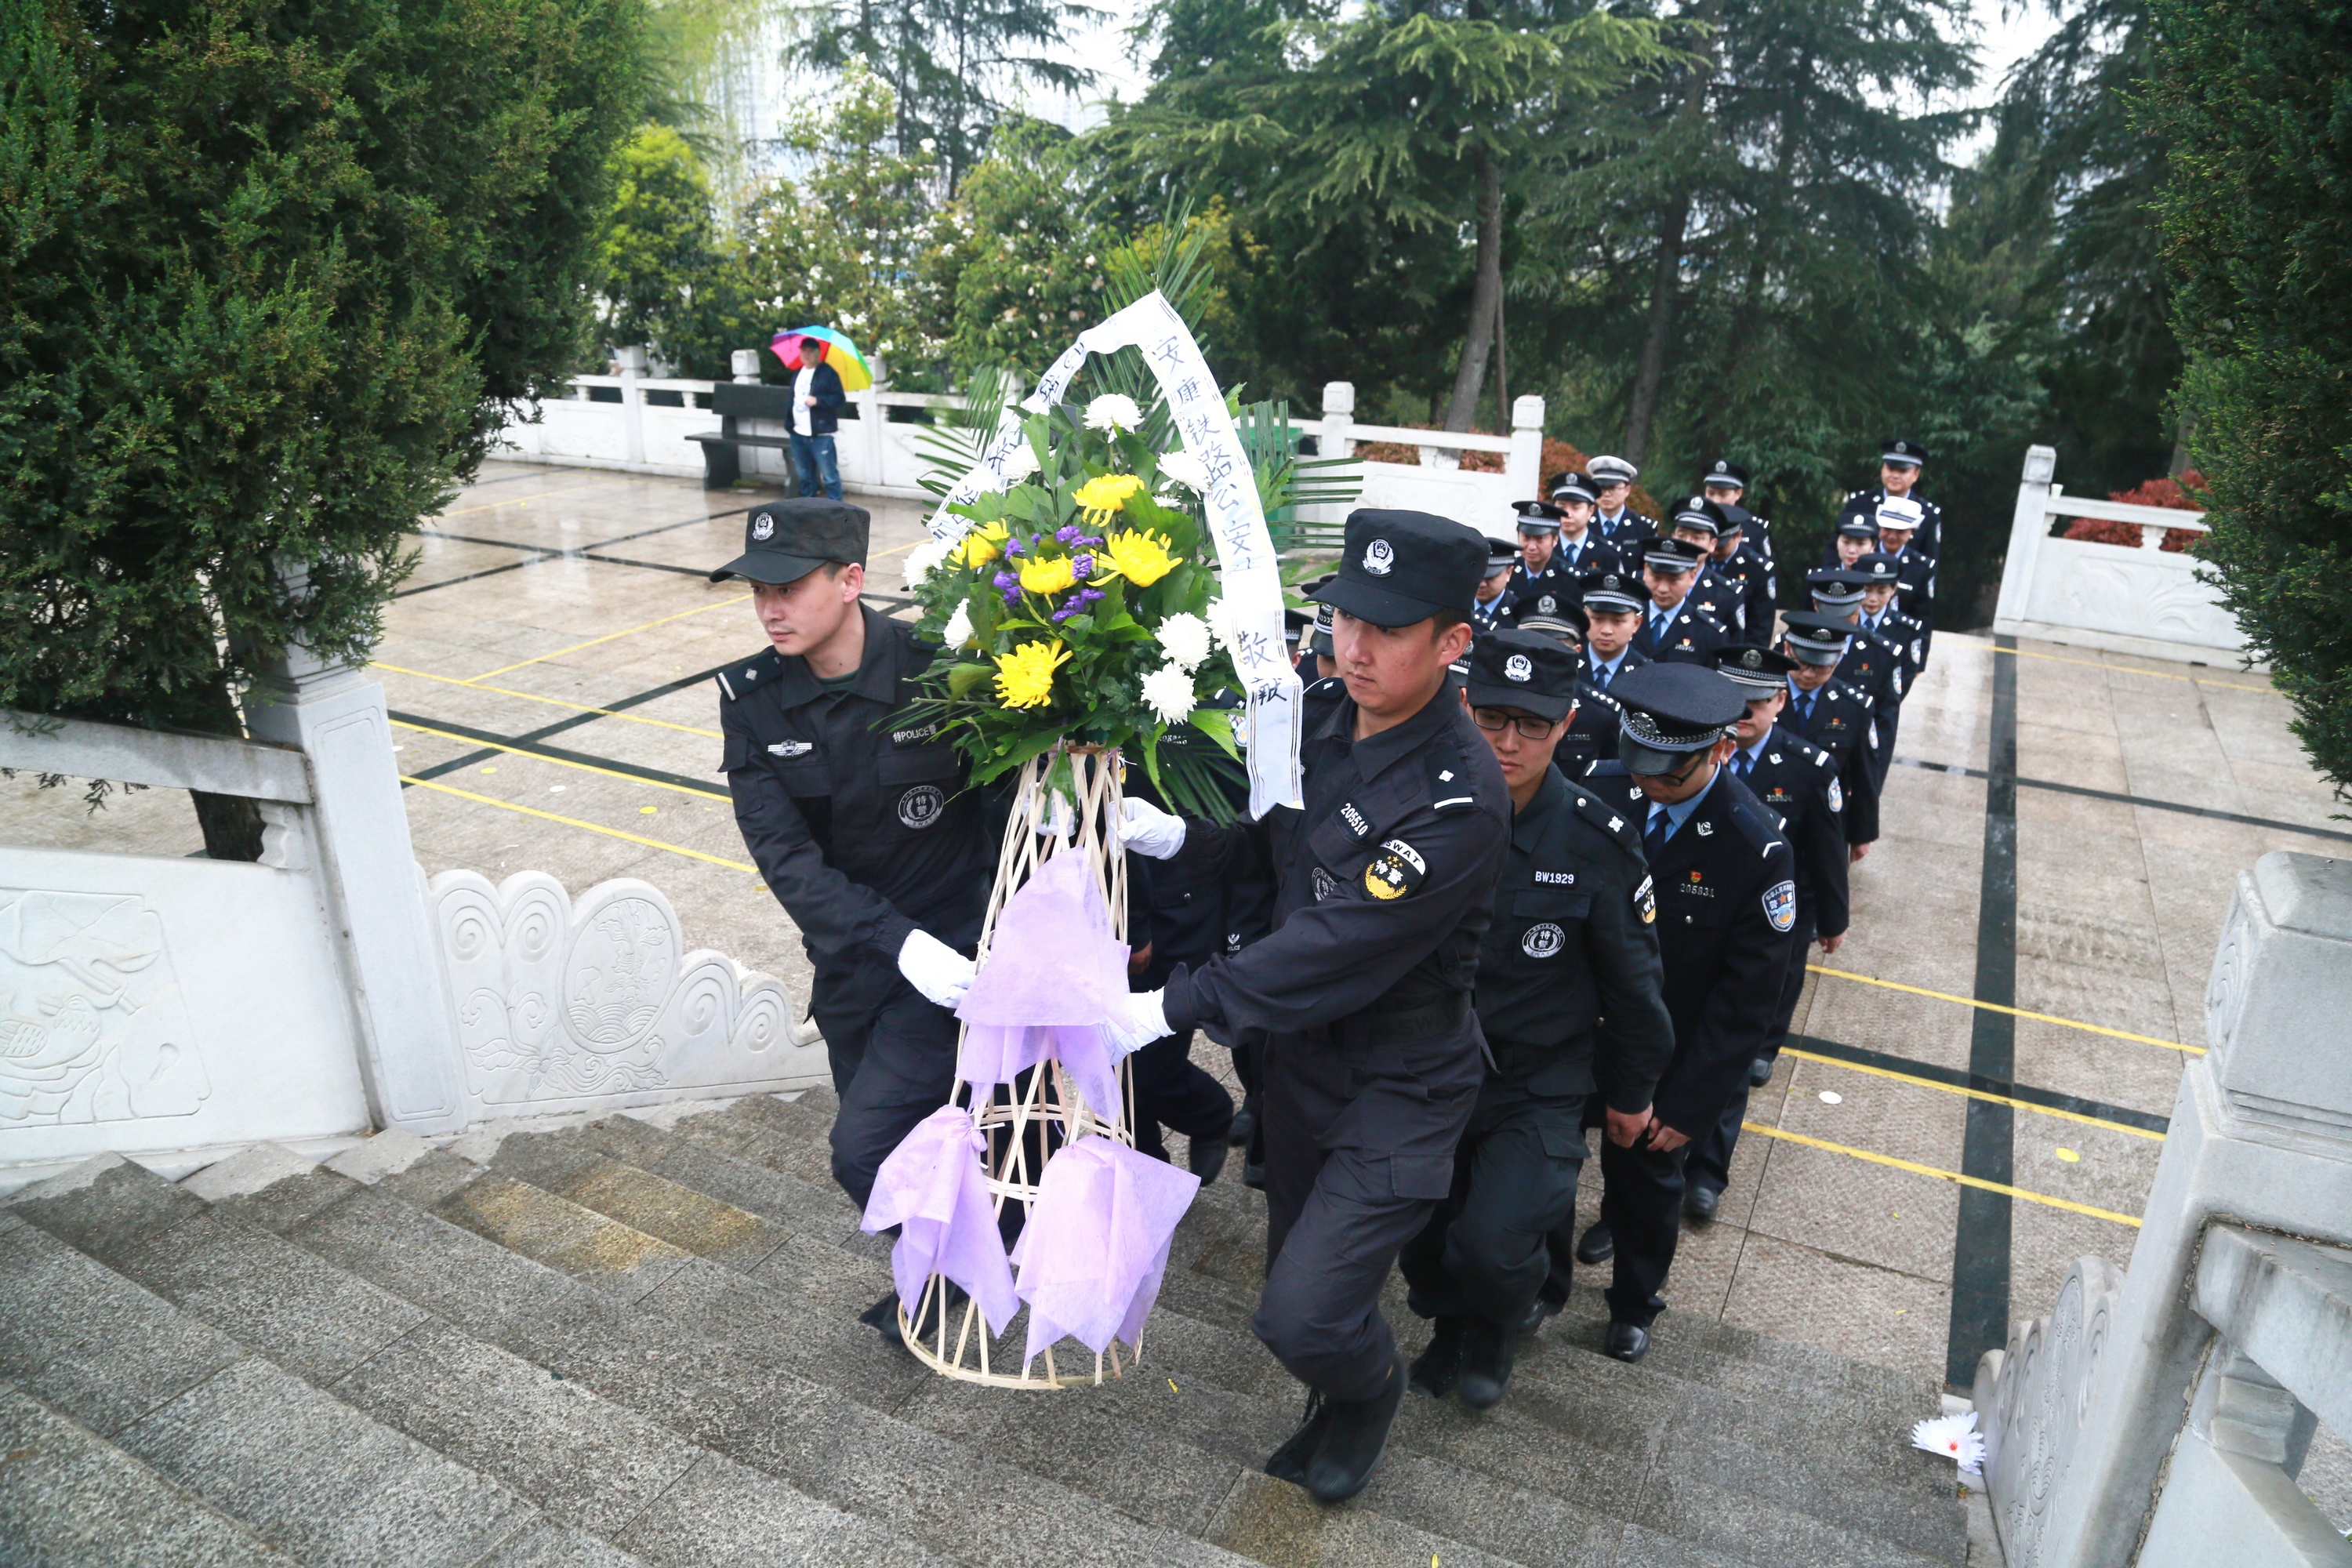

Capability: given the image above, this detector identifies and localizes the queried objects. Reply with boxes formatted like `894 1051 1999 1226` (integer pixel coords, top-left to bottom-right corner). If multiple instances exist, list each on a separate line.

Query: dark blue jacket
793 361 848 437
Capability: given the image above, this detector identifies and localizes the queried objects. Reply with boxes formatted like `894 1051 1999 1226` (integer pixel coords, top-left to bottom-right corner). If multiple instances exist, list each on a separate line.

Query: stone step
0 1379 297 1567
0 1200 606 1568
201 1147 1272 1568
540 1102 1962 1568
7 1153 929 1568
672 1091 1963 1561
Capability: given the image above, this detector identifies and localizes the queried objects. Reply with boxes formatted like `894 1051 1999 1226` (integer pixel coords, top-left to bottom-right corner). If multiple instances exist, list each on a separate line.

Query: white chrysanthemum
1141 663 1196 726
902 539 949 590
1085 393 1143 434
1002 441 1040 481
1156 449 1209 492
1154 612 1214 674
942 601 975 649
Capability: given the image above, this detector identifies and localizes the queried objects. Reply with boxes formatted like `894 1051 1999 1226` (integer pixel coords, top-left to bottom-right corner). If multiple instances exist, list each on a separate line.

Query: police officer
1399 631 1674 1411
1503 501 1577 622
1822 509 1881 572
1548 473 1621 577
1109 510 1510 1504
1855 552 1929 683
1296 600 1339 684
1871 495 1937 659
1516 608 1614 778
711 500 995 1338
1807 568 1904 789
1587 456 1650 550
1635 537 1729 665
1682 644 1850 1217
1711 507 1778 648
1664 496 1744 639
1472 536 1519 633
1564 664 1798 1363
1838 437 1942 558
1700 458 1772 567
1777 612 1882 855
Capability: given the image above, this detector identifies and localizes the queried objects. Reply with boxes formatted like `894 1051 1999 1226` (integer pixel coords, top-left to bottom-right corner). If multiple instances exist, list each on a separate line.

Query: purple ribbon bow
956 851 1133 1117
860 1105 1018 1337
1011 1136 1200 1370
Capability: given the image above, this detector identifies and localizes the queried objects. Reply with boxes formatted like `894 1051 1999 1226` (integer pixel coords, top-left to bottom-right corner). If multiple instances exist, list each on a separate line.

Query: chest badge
1363 839 1426 901
1521 921 1566 959
898 785 946 829
1633 875 1656 924
1312 866 1338 902
768 739 814 757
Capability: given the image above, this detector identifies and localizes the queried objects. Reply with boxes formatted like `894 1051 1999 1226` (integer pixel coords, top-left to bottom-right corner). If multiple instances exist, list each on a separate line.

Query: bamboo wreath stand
898 742 1145 1388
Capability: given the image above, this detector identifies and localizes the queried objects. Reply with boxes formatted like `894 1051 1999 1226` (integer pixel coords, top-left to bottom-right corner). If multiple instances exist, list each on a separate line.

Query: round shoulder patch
1763 879 1797 933
1364 839 1426 901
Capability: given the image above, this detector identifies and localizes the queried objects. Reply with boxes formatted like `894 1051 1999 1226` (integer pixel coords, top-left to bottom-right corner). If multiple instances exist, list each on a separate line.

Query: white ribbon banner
924 292 1303 817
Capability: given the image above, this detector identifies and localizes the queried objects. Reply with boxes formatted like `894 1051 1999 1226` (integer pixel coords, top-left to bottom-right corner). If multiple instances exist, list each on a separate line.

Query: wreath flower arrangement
896 392 1249 819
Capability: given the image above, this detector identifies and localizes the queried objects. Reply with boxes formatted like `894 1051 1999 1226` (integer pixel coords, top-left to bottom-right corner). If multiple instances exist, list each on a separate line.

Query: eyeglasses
1472 708 1562 740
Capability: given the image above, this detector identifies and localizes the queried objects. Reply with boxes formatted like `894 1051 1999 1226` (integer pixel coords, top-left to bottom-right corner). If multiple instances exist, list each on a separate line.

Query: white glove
897 928 977 1009
1116 797 1187 860
1101 989 1170 1057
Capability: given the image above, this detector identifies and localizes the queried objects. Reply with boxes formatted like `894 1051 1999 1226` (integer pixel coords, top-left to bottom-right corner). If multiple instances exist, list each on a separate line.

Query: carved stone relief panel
0 889 210 1127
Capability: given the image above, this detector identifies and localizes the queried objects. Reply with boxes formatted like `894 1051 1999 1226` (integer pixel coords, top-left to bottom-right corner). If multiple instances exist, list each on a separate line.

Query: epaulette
1723 788 1788 857
1426 740 1486 812
1304 673 1348 703
1565 780 1644 855
714 645 784 702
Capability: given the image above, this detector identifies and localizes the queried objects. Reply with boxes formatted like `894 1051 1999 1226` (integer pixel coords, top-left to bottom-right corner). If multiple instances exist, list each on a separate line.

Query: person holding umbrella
772 328 865 501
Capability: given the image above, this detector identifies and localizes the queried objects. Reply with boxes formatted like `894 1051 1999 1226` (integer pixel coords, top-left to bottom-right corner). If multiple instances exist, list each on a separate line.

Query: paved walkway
13 459 2349 1396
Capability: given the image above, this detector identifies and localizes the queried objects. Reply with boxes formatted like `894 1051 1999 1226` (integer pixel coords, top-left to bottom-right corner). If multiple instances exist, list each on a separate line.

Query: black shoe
1189 1134 1229 1186
1683 1185 1720 1224
1228 1100 1258 1148
1515 1298 1552 1337
1408 1317 1466 1399
1603 1319 1650 1363
1574 1221 1614 1265
1264 1392 1330 1486
1242 1159 1265 1191
858 1290 905 1348
1456 1316 1518 1411
1305 1362 1406 1504
1748 1056 1774 1088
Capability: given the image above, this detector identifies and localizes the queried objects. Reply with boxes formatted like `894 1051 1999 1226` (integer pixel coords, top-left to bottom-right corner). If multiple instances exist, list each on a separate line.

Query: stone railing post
243 572 466 1137
1319 381 1356 463
1983 852 2352 1568
859 354 887 489
731 348 762 383
1508 394 1546 499
616 344 648 467
1993 442 2056 628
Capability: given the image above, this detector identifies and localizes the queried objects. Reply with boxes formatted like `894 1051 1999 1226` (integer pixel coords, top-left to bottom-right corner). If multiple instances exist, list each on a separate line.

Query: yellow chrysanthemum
1018 554 1076 596
1100 528 1182 587
1073 472 1145 530
993 640 1071 710
954 521 1008 568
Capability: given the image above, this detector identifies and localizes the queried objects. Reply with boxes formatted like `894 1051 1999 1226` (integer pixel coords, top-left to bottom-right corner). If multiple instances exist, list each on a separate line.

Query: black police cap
1713 643 1798 692
1610 662 1746 774
1308 510 1486 628
1550 471 1599 504
1642 535 1708 574
1704 459 1751 489
710 498 871 584
1669 495 1732 537
1464 627 1581 721
1853 551 1902 584
1780 610 1857 663
1581 569 1643 612
1483 536 1520 574
1512 499 1564 534
1712 502 1752 535
1880 438 1929 466
1516 606 1588 646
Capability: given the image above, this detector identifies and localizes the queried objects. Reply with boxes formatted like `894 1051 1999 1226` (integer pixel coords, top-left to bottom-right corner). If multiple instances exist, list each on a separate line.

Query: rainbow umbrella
770 325 875 391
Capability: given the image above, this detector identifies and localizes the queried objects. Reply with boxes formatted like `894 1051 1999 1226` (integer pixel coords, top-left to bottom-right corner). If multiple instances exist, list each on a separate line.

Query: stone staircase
0 1088 1972 1567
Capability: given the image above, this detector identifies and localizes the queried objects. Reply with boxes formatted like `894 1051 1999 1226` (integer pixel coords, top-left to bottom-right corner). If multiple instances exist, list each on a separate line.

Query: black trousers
814 979 961 1212
1686 915 1813 1196
1256 1021 1483 1402
1128 1030 1235 1163
1539 1109 1687 1327
1399 1077 1586 1327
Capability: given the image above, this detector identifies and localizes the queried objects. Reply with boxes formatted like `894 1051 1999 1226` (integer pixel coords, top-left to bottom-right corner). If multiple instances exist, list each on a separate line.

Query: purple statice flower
993 571 1016 591
1072 554 1094 579
1080 587 1104 604
1004 534 1025 557
1003 584 1023 605
1055 524 1083 544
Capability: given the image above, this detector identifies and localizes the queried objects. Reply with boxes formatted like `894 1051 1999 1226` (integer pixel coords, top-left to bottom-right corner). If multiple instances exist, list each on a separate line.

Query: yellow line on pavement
1740 1123 2142 1228
1806 966 2202 1055
389 720 729 800
470 593 753 681
1777 1048 2165 1141
372 663 722 738
434 481 603 517
1980 641 2271 695
401 777 755 872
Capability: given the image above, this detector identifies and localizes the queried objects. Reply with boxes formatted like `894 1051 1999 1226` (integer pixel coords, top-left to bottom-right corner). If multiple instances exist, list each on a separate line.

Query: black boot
1189 1133 1229 1186
1264 1392 1330 1486
1456 1316 1518 1411
858 1289 904 1348
1305 1361 1406 1504
1408 1317 1466 1399
1574 1221 1614 1265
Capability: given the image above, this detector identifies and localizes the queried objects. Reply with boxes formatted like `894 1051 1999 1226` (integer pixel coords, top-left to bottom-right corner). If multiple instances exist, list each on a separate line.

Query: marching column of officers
709 437 1944 1508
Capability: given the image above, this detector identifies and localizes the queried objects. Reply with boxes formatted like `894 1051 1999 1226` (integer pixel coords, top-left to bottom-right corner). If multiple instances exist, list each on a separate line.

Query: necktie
1593 661 1610 691
1796 691 1815 726
1644 807 1668 859
1736 750 1754 780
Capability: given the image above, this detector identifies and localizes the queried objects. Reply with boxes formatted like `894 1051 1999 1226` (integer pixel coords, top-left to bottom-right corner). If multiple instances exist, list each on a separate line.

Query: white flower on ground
1085 394 1143 434
1002 441 1040 481
1156 449 1209 492
1154 612 1214 674
902 539 949 590
943 601 975 649
1141 663 1196 726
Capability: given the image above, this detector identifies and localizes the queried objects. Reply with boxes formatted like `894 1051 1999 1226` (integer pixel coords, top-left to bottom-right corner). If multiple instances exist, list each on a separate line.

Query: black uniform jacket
1128 724 1272 989
1502 557 1578 622
1588 765 1799 1136
1835 623 1906 717
1551 532 1624 579
1161 680 1512 1044
1861 606 1929 681
1593 510 1654 553
718 608 993 1012
1637 601 1729 666
1734 727 1849 938
1725 542 1777 647
1891 546 1936 630
1474 766 1675 1114
1470 592 1516 635
1782 677 1881 847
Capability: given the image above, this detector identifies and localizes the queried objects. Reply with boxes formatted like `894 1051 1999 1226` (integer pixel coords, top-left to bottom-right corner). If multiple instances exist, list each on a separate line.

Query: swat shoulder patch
1363 839 1426 900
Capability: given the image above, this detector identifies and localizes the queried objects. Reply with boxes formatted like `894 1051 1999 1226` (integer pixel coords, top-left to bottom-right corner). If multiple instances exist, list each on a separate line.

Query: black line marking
1948 633 2017 1389
1784 1034 2168 1135
390 710 726 797
1890 754 2352 845
401 663 736 783
394 558 541 597
395 503 768 596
